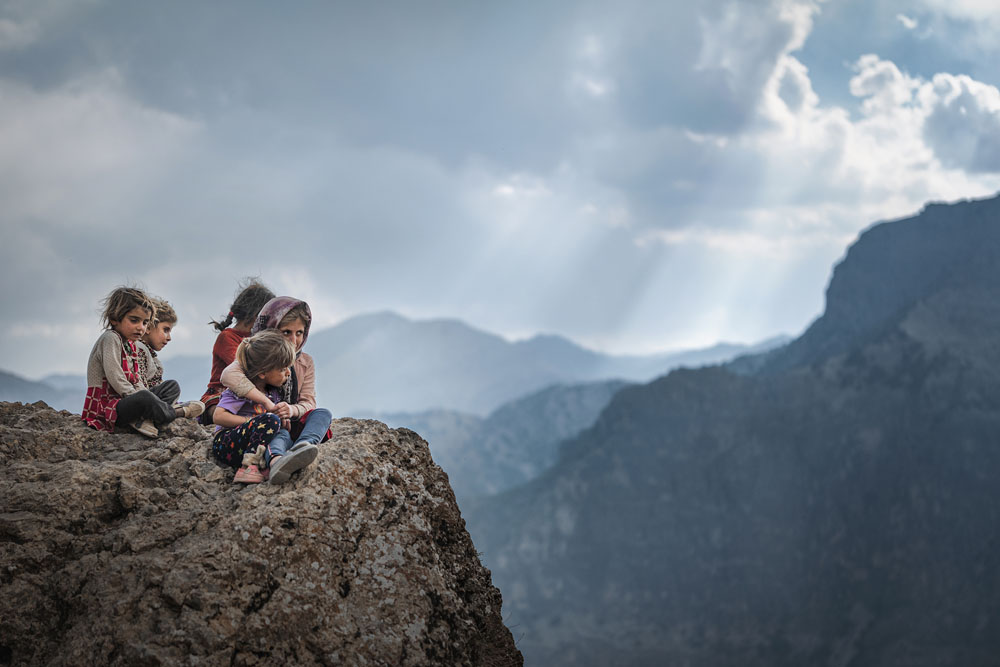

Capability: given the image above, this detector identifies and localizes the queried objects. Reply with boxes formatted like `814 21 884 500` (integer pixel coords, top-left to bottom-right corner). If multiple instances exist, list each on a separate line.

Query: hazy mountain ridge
377 379 630 502
467 193 1000 666
2 314 786 417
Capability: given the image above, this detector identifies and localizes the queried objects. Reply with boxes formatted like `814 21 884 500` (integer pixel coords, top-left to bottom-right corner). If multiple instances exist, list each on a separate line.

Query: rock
0 401 522 667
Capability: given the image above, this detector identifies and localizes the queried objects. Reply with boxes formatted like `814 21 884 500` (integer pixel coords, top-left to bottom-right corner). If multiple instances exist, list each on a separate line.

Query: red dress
81 335 142 432
200 328 248 408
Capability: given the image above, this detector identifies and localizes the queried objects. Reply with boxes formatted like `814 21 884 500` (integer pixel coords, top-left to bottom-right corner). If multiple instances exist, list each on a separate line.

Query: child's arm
100 332 141 396
287 353 317 419
213 406 249 429
220 360 276 411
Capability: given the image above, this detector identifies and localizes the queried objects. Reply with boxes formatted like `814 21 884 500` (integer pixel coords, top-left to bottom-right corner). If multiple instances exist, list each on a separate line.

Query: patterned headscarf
251 296 312 350
250 296 312 406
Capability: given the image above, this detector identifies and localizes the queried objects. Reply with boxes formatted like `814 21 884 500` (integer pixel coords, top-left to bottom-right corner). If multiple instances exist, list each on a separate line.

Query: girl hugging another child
82 286 204 437
212 330 321 485
200 279 276 425
219 297 333 484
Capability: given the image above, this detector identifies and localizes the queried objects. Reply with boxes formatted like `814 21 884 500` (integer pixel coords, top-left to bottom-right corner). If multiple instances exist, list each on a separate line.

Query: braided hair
210 278 276 332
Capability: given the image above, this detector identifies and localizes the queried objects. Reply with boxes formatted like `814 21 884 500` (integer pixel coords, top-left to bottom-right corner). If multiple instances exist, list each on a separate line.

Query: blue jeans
265 408 332 466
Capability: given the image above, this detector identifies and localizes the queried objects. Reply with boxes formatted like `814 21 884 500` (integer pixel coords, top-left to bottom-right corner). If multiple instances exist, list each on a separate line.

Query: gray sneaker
268 444 318 485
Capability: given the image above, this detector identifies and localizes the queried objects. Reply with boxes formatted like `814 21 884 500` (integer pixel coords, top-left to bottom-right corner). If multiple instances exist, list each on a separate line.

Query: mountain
2 315 784 418
0 370 78 411
377 379 629 503
309 312 787 415
0 401 522 665
466 194 1000 666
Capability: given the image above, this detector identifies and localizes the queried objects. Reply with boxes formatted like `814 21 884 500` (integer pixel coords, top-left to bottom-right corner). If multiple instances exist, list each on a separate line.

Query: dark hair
210 278 275 332
101 286 154 329
235 330 295 380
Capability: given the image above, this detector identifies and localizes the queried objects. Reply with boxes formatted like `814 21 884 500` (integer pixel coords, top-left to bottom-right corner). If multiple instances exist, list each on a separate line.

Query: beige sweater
219 351 317 418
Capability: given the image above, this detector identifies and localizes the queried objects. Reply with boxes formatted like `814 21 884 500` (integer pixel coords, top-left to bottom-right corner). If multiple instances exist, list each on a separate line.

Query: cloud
922 73 1000 172
2 1 1000 379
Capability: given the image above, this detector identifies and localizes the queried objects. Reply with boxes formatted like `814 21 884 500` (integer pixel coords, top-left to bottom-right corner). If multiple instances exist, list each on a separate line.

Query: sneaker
233 464 265 484
132 419 158 438
268 444 318 485
290 440 313 452
174 400 205 419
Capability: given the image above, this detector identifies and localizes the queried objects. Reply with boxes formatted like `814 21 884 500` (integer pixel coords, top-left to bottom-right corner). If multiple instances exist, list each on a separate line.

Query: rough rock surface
0 402 522 666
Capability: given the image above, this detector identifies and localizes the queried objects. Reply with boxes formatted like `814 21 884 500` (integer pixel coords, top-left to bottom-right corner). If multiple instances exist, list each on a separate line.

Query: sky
2 0 1000 380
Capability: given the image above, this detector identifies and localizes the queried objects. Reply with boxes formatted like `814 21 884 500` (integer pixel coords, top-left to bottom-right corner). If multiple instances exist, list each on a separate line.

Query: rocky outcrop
0 402 522 666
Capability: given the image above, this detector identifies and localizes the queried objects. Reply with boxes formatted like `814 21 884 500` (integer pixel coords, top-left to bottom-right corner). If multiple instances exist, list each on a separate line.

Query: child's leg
212 413 283 468
151 380 181 406
291 408 333 448
265 429 292 467
115 390 175 428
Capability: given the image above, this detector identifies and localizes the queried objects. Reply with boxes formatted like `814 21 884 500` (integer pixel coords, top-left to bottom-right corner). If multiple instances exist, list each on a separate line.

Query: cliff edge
0 402 522 666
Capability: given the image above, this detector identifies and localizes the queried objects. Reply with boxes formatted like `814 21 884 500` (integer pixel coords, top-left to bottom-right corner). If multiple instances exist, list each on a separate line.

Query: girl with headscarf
220 296 333 484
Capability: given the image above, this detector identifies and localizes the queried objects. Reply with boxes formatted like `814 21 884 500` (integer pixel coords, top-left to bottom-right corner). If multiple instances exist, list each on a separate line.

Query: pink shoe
233 464 265 484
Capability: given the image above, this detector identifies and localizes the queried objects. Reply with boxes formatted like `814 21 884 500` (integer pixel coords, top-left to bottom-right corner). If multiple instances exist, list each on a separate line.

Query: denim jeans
265 408 332 466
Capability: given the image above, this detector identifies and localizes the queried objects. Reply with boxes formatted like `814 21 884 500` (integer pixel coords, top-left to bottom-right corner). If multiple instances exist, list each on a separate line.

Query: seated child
212 330 319 485
136 297 204 430
82 286 201 438
220 296 332 456
200 279 275 424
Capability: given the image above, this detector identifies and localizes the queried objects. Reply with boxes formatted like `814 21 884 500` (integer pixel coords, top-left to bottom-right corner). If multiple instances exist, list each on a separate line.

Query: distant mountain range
466 193 1000 666
0 314 787 417
377 379 629 502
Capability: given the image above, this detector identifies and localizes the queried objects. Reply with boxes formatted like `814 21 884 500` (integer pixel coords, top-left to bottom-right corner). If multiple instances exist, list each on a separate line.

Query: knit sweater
137 342 163 388
86 330 146 396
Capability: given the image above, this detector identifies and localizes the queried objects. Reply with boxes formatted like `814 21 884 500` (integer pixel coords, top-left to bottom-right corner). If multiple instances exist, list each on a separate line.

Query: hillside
379 379 629 502
466 194 1000 666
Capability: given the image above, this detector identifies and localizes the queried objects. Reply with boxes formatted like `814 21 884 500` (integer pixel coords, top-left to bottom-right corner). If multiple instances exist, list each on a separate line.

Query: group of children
82 281 332 487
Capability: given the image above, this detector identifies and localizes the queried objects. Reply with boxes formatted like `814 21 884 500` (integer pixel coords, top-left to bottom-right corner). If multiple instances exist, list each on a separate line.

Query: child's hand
281 418 292 431
272 401 292 419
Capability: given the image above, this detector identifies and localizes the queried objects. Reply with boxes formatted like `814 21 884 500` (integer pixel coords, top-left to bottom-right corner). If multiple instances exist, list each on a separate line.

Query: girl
82 286 200 437
200 279 275 424
212 330 319 485
220 296 333 474
137 297 205 422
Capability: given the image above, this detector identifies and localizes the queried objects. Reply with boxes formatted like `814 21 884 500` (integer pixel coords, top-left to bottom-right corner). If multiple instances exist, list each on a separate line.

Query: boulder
0 401 521 666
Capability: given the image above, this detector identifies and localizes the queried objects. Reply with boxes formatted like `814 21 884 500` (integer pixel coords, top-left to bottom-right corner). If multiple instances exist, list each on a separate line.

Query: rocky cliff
0 402 522 666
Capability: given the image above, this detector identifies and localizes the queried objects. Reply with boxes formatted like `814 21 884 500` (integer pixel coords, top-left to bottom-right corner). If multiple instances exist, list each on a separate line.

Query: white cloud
922 73 1000 172
896 13 918 30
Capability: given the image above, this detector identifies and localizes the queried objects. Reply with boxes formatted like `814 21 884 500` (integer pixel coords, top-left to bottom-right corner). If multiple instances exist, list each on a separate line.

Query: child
81 286 201 438
220 297 333 468
212 330 319 485
137 297 204 423
200 279 276 424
